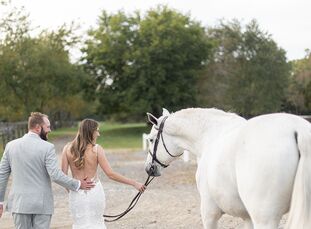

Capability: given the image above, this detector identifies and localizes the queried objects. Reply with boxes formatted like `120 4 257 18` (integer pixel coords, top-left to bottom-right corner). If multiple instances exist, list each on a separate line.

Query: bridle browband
149 116 183 168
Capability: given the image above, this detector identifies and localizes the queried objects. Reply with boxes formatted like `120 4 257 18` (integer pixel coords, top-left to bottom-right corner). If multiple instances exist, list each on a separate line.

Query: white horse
144 108 311 229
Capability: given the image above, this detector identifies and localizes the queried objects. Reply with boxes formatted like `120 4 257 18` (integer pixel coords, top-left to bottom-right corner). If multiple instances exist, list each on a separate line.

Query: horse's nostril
145 163 152 175
145 163 152 174
145 163 161 177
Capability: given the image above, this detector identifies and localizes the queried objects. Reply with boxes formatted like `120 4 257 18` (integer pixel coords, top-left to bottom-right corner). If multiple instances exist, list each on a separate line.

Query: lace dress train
69 178 106 229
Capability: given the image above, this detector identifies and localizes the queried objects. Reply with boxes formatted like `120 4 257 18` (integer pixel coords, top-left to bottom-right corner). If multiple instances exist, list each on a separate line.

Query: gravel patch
1 137 286 228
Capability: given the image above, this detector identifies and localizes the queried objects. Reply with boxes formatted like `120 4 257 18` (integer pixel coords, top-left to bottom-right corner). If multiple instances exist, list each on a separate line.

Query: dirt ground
1 137 286 229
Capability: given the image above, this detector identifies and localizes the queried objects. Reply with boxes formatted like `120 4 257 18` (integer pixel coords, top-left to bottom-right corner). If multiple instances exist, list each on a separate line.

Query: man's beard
40 128 48 141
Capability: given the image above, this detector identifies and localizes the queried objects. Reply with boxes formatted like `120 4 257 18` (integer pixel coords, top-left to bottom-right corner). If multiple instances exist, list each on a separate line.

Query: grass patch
0 122 150 160
49 127 78 140
98 123 149 149
49 122 150 149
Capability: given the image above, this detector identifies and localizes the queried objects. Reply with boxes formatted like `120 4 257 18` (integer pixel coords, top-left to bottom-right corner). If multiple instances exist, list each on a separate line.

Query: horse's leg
238 217 253 229
196 164 222 229
198 183 224 228
252 221 279 229
236 140 298 229
200 195 222 229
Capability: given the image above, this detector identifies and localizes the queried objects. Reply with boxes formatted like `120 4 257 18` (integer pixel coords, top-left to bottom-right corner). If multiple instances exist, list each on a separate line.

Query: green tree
82 6 212 120
0 2 33 119
198 20 291 117
0 3 91 121
287 50 311 114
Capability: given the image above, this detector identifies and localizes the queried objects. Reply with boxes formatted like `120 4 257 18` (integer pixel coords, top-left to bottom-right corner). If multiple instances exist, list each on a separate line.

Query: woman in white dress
61 119 146 229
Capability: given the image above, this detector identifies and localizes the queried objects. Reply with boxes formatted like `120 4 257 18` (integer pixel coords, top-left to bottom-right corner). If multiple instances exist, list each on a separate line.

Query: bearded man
0 112 94 229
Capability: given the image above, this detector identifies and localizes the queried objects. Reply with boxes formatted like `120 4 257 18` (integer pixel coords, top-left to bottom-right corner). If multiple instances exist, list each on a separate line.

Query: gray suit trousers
12 213 52 229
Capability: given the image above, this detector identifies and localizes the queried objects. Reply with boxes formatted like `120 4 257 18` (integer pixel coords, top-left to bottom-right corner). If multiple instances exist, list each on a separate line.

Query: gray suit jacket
0 132 79 214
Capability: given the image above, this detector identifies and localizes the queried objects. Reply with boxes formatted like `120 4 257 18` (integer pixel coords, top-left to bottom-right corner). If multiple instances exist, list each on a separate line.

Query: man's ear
147 113 158 126
36 124 42 131
162 108 170 116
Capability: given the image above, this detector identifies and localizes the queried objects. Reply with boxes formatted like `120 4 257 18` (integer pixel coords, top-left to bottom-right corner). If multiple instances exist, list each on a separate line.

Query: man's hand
0 204 3 218
79 177 95 190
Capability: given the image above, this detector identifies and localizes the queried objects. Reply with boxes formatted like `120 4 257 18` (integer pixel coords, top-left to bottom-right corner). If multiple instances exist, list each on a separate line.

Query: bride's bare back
59 118 145 228
61 141 146 192
65 144 99 181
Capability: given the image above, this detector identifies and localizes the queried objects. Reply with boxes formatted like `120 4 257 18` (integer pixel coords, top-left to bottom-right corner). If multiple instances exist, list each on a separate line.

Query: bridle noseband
148 116 183 168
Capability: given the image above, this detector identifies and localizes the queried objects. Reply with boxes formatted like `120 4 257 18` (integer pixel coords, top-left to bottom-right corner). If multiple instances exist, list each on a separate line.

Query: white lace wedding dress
69 177 106 229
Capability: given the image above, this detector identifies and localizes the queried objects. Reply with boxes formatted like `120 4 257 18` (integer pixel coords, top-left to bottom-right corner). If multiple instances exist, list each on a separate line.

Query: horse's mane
166 108 243 137
173 108 240 120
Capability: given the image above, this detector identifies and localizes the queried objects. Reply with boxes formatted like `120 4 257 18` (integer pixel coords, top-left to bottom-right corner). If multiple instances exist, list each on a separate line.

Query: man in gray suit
0 112 95 228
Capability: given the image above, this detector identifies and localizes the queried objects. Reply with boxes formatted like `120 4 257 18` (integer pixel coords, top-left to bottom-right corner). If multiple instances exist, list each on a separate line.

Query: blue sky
8 0 311 60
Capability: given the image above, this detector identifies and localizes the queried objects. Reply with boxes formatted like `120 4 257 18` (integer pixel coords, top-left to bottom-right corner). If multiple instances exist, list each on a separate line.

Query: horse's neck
168 108 245 158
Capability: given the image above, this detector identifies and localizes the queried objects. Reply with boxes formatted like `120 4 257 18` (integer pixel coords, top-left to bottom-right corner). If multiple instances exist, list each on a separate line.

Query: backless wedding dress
68 145 106 229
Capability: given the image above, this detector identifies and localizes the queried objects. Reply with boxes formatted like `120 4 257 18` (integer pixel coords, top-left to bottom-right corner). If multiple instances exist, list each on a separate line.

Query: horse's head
144 108 184 177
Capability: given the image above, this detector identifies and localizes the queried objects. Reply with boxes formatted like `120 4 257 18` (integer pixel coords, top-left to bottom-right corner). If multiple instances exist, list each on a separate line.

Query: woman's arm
97 145 146 192
61 144 70 192
61 144 69 175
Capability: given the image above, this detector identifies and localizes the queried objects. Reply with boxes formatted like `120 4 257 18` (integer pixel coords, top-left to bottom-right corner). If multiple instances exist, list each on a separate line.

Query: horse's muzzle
145 163 161 177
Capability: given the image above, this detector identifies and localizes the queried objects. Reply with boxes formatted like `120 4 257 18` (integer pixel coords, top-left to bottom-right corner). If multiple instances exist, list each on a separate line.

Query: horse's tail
285 129 311 229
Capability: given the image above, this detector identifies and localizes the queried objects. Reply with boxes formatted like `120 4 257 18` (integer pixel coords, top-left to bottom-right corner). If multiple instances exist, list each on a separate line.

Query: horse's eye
149 139 154 143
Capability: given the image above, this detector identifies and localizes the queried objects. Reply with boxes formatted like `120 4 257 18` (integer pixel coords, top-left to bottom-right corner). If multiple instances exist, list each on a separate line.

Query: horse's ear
147 113 158 126
162 108 170 116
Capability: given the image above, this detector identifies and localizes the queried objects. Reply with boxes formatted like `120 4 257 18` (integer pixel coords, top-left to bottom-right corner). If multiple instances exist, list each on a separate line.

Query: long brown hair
70 119 99 169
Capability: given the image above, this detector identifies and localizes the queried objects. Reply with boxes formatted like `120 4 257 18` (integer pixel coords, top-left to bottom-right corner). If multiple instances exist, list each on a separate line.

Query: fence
0 121 28 150
300 115 311 122
0 120 77 150
50 120 77 130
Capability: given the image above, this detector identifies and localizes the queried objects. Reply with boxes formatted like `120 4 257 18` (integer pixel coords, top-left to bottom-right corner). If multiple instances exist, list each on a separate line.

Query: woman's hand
133 181 146 192
0 204 3 218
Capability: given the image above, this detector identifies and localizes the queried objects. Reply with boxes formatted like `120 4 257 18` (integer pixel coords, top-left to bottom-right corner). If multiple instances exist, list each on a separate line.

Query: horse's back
243 113 310 135
237 113 310 158
235 113 310 223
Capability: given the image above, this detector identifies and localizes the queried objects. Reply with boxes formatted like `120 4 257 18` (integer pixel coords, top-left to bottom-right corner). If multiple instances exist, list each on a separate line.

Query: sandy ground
1 137 286 229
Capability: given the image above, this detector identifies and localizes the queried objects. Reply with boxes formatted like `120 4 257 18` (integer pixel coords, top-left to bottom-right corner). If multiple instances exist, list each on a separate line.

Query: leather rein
103 115 182 222
103 175 154 222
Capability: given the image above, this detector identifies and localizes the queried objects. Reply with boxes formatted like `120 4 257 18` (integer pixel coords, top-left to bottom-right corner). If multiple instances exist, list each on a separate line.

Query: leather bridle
148 116 183 168
103 115 183 222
